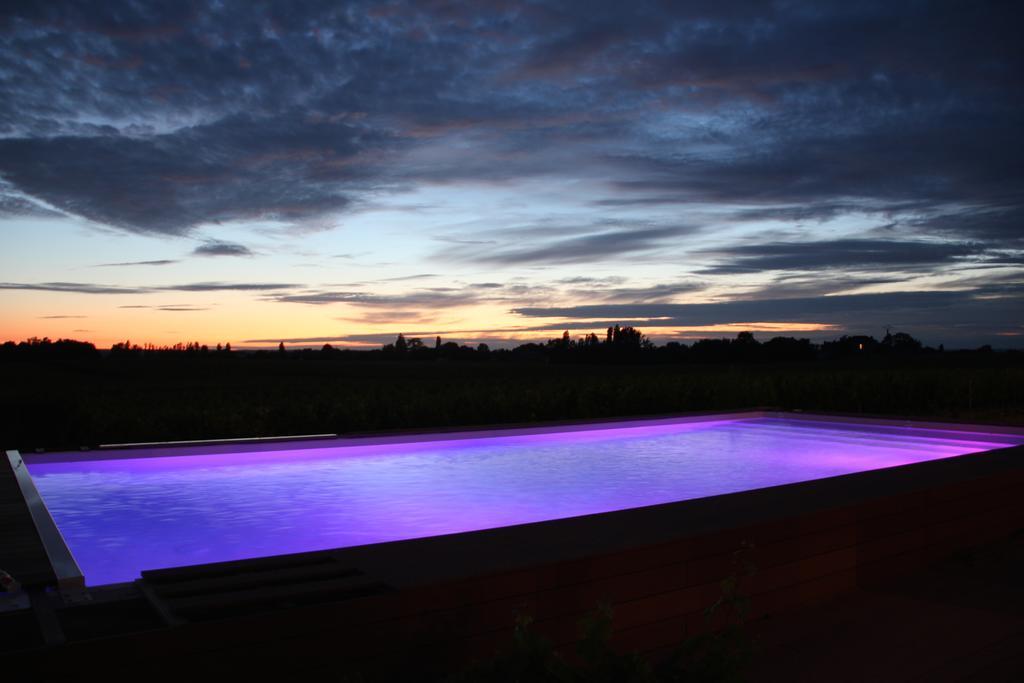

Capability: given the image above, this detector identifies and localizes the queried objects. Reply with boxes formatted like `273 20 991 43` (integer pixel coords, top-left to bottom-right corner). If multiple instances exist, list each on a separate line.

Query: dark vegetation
338 542 757 682
2 330 1022 451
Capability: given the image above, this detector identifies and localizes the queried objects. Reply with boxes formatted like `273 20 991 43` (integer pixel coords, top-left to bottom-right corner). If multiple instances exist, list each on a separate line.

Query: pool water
26 417 1021 585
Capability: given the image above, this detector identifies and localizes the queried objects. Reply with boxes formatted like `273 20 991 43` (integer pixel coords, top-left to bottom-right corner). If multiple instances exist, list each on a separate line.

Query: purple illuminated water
27 417 1020 585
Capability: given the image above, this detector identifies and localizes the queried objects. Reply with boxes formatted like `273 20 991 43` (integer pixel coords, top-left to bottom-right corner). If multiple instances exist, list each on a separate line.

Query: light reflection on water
28 417 1018 585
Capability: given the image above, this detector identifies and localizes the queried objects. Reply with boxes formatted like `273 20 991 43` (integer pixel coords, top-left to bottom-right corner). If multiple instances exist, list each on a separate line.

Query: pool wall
12 410 1024 675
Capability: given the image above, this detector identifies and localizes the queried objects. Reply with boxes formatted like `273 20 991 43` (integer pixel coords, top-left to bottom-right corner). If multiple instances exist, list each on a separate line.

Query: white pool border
5 449 85 589
21 409 1024 464
26 410 769 463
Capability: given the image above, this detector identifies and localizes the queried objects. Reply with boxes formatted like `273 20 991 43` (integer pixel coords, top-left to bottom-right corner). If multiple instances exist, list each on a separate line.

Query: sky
0 1 1021 349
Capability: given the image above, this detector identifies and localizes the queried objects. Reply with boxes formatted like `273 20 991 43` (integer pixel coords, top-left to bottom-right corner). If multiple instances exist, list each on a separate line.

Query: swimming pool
17 413 1024 586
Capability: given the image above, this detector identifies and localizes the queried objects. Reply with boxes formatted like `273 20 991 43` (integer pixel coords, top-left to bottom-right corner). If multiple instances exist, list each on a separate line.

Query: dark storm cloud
0 1 512 234
0 0 1020 276
699 240 982 274
903 206 1024 245
0 114 380 234
192 241 253 257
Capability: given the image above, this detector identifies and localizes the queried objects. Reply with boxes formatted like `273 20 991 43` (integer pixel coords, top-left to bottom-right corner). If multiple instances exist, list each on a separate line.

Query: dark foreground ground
8 527 1021 681
3 353 1022 680
3 353 1023 450
749 529 1024 681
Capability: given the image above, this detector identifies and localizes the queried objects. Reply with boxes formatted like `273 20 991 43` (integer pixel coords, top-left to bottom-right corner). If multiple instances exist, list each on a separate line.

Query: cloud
244 335 360 345
1 1 1015 249
168 282 299 292
336 310 436 325
0 281 141 294
742 274 906 300
246 281 1024 348
0 191 65 218
512 289 1024 333
379 273 438 282
37 315 87 319
274 287 487 308
697 239 983 275
437 225 700 265
556 276 627 286
0 0 1020 346
0 281 300 294
903 206 1024 245
272 277 707 317
159 282 294 292
593 281 705 303
94 259 178 267
192 241 253 257
0 113 381 235
115 304 210 312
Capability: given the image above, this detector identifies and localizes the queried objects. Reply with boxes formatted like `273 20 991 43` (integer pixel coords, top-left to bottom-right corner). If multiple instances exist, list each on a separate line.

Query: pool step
137 551 394 624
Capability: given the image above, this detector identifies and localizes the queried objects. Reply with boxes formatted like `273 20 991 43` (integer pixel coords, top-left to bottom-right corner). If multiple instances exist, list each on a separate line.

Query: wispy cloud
437 225 700 265
94 260 179 267
274 287 486 308
512 289 1024 334
192 241 253 257
0 282 140 295
0 281 300 294
697 240 983 275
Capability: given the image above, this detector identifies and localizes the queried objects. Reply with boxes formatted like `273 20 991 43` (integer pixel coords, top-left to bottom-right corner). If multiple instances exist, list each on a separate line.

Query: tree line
2 327 1012 365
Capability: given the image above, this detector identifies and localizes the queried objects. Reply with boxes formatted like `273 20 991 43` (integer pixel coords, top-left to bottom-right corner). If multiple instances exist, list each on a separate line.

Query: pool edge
28 408 773 463
5 449 85 589
14 409 1024 589
25 407 1024 465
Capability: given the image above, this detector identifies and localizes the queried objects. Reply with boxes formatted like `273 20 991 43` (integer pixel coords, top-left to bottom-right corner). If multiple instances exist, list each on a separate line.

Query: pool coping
24 409 770 463
10 409 1024 590
4 450 84 590
21 408 1024 464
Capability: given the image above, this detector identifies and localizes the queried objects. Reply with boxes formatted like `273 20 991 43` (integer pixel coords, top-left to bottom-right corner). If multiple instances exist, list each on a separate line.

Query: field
3 352 1023 451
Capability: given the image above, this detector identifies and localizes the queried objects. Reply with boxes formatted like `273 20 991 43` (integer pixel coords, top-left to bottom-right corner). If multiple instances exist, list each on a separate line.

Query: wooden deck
0 452 56 588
